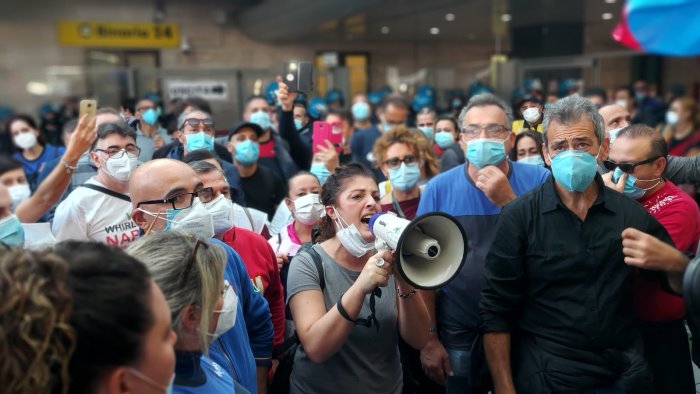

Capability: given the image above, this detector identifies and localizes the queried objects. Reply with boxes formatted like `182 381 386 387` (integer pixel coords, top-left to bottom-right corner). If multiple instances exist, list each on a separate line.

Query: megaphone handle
375 239 390 253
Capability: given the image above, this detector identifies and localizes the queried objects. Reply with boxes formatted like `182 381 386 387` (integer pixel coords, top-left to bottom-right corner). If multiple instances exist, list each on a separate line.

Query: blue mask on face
141 108 158 126
235 140 260 165
435 131 455 149
310 162 331 185
611 167 646 199
352 102 370 121
466 138 507 168
517 155 545 166
294 119 303 130
418 126 434 140
549 150 599 192
250 111 272 130
388 162 421 192
0 214 24 246
185 132 214 152
608 127 623 145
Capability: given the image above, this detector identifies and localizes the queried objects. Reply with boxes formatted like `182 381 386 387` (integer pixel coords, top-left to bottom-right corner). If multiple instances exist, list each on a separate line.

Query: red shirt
258 138 276 158
222 226 285 348
634 180 700 321
380 196 421 220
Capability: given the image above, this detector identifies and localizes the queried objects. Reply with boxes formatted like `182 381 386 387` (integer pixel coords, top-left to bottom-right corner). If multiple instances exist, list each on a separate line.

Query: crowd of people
1 75 700 394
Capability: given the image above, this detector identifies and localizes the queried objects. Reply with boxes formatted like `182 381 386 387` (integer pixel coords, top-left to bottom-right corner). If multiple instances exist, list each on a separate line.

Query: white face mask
523 107 541 124
101 151 138 182
14 132 37 150
8 184 31 210
139 199 215 240
128 368 174 394
211 280 238 339
293 193 324 225
204 194 235 235
333 207 374 258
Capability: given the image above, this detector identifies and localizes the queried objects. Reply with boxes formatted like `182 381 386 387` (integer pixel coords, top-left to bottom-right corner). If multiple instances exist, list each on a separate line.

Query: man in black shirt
227 122 286 219
479 95 685 393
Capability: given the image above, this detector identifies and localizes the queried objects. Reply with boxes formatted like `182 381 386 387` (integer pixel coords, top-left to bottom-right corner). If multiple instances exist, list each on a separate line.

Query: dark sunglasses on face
602 156 662 174
383 154 418 169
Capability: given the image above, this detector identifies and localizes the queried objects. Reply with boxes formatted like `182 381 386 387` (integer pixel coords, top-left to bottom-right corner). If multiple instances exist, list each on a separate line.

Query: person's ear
180 304 201 332
285 197 295 214
131 209 148 229
542 143 552 167
600 136 610 161
178 132 186 145
654 156 667 178
325 205 337 221
100 366 130 394
227 141 235 153
90 151 102 168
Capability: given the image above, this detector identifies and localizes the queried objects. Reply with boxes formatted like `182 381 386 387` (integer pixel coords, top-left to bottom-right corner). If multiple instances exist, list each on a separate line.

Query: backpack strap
79 184 131 203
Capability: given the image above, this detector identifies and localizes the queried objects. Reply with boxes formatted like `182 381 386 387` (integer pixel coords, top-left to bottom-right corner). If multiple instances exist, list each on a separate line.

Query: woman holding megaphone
373 126 440 221
286 163 430 394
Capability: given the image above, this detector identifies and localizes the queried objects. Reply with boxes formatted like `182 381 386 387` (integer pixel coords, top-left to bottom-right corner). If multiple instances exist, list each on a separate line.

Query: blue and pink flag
613 0 700 56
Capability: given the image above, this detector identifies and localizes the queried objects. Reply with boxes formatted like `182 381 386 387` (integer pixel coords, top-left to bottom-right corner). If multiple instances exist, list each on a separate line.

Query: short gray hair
457 93 514 131
177 109 212 130
542 95 605 145
126 232 226 355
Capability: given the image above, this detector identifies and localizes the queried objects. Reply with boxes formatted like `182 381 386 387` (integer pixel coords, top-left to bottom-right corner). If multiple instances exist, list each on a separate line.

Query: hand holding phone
79 99 97 123
283 61 313 93
312 121 342 154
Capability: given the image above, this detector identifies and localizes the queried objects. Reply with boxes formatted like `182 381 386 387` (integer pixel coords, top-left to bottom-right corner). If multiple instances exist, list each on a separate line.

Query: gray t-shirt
286 244 402 394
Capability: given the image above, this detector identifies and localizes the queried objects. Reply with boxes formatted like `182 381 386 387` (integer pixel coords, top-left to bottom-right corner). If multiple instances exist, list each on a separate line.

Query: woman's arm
395 273 430 350
290 250 392 363
16 115 96 223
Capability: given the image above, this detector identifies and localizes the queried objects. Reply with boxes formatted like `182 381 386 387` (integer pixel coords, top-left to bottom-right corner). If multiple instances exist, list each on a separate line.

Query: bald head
130 159 203 231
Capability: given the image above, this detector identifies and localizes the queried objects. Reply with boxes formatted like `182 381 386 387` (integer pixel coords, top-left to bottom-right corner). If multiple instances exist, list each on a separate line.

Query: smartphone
312 121 343 154
283 61 313 93
79 99 97 122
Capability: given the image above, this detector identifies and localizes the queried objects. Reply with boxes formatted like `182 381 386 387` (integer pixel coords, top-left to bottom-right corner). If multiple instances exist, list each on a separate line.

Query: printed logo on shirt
211 360 226 378
104 220 139 248
251 276 264 293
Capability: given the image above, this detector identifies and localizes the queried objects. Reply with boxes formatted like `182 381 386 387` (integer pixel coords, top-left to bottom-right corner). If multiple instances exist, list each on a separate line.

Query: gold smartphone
79 99 97 122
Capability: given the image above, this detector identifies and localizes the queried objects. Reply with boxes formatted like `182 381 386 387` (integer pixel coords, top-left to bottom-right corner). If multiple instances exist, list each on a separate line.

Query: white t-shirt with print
52 178 139 248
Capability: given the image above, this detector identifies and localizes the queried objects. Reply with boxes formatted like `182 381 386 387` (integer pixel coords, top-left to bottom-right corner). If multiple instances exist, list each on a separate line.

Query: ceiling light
602 12 613 20
501 13 512 22
605 0 616 3
430 27 440 35
445 13 455 22
381 26 390 34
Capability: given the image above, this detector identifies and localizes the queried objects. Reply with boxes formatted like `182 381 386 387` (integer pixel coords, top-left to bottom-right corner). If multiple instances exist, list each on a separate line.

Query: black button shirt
479 174 673 391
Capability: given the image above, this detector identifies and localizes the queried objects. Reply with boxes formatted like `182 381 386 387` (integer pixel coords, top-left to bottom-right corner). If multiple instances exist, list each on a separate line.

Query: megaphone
369 211 467 289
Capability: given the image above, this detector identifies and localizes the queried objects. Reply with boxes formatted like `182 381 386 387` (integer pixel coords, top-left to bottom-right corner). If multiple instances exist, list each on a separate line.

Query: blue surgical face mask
0 214 25 246
388 162 421 192
250 111 272 130
294 119 303 130
418 126 434 140
235 139 260 165
611 167 661 200
608 127 624 145
310 162 331 185
635 92 646 102
141 108 158 126
185 132 214 152
435 131 455 149
517 155 545 166
352 102 370 121
466 137 508 168
548 150 599 192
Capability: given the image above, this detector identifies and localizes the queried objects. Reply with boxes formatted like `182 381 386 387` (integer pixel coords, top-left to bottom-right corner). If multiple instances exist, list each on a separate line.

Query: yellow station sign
57 21 180 48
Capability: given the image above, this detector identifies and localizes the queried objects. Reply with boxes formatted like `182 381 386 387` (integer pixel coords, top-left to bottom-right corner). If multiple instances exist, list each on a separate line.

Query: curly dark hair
0 247 75 394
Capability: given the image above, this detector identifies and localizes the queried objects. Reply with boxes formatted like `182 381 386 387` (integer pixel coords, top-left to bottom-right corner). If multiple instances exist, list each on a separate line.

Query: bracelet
61 160 78 174
336 294 355 323
396 287 417 298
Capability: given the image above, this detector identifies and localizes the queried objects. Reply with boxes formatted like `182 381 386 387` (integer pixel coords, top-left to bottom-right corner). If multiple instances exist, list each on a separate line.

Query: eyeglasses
460 123 509 137
383 154 418 169
137 106 155 112
136 187 214 210
181 118 214 130
602 156 662 174
180 237 209 289
94 145 141 158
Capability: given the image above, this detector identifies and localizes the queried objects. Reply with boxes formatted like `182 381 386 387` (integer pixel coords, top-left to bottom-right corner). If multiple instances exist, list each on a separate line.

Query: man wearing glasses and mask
416 93 550 392
52 122 141 248
153 109 233 163
129 158 274 393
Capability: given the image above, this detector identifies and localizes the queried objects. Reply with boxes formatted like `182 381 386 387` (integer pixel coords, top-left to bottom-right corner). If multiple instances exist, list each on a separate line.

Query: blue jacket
208 238 273 393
